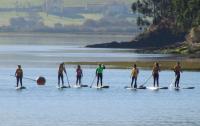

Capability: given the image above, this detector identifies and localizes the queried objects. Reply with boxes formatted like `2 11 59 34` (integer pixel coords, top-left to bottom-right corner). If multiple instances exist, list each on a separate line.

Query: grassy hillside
0 0 135 8
0 11 104 27
0 0 43 8
0 0 137 32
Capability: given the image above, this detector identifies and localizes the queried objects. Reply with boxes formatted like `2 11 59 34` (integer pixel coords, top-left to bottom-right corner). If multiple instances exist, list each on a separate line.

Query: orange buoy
36 76 46 85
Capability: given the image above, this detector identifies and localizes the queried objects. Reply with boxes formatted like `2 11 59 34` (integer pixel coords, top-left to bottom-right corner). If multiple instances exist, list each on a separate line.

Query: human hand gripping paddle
139 75 152 88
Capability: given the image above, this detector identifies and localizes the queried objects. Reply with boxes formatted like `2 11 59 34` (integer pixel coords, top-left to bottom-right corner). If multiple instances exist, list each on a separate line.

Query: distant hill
0 0 138 33
0 0 135 8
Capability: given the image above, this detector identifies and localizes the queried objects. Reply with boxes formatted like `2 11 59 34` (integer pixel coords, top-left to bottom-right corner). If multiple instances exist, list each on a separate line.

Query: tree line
132 0 200 32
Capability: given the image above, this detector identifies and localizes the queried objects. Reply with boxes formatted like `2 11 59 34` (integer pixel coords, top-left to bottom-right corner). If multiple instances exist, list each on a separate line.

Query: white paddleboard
73 85 89 88
126 87 137 90
93 85 109 89
16 86 26 90
73 85 81 88
124 86 146 90
147 87 159 90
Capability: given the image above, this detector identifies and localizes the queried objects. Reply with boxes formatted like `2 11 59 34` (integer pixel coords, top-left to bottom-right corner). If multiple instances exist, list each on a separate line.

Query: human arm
15 69 17 77
64 67 67 75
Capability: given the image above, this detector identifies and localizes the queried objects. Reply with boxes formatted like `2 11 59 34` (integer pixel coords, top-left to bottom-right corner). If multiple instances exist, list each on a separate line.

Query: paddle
11 75 35 81
90 75 96 88
139 75 152 88
169 75 177 88
10 75 46 85
65 72 71 87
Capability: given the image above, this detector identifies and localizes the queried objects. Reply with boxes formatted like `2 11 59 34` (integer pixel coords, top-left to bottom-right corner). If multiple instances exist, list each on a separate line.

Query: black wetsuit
97 73 103 86
58 73 64 86
175 72 180 88
16 76 23 87
153 73 159 87
131 76 137 88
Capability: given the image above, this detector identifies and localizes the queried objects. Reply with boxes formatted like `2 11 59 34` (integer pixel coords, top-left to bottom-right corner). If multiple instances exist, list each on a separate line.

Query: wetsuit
131 68 139 88
174 65 181 88
58 65 66 86
96 65 105 87
76 68 83 85
152 66 160 87
15 68 23 87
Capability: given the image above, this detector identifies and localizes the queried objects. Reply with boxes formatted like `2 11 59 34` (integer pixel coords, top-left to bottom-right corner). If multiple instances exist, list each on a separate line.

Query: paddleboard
173 87 195 90
147 87 168 90
73 85 88 88
16 86 26 90
174 87 180 90
57 85 70 89
182 87 195 89
93 85 110 89
147 87 159 90
159 87 168 89
124 86 146 90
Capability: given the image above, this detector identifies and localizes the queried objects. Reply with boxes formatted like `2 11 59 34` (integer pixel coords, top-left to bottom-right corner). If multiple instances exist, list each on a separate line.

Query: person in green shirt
96 64 105 87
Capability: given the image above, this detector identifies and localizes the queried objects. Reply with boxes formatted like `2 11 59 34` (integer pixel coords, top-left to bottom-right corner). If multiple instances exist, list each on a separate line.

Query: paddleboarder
76 65 83 86
152 62 160 87
130 64 139 88
173 62 182 88
15 65 23 87
58 62 67 87
96 64 105 87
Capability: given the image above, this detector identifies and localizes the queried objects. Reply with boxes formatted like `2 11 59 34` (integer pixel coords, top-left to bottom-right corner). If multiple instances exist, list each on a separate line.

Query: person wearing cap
96 64 105 87
58 62 67 87
15 65 23 87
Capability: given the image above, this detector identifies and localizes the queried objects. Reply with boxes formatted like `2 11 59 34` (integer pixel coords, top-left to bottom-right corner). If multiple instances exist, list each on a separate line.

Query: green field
0 0 136 8
0 0 43 8
0 0 136 27
0 11 105 27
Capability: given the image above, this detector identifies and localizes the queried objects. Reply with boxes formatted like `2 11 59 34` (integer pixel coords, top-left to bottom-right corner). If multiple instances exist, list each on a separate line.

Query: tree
132 0 200 32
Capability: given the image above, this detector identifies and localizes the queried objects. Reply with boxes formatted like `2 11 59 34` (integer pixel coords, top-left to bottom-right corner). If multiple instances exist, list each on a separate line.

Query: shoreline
65 60 200 71
0 32 135 36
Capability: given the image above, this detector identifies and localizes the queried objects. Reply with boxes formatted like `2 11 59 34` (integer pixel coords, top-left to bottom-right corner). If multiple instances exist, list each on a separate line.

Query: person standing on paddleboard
96 64 105 87
15 65 23 87
152 62 160 87
58 62 67 87
76 65 83 86
131 64 139 88
173 62 182 88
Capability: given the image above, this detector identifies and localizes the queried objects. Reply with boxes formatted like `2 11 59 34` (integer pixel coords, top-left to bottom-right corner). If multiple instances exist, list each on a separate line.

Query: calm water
0 33 175 68
0 68 199 126
0 33 199 126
